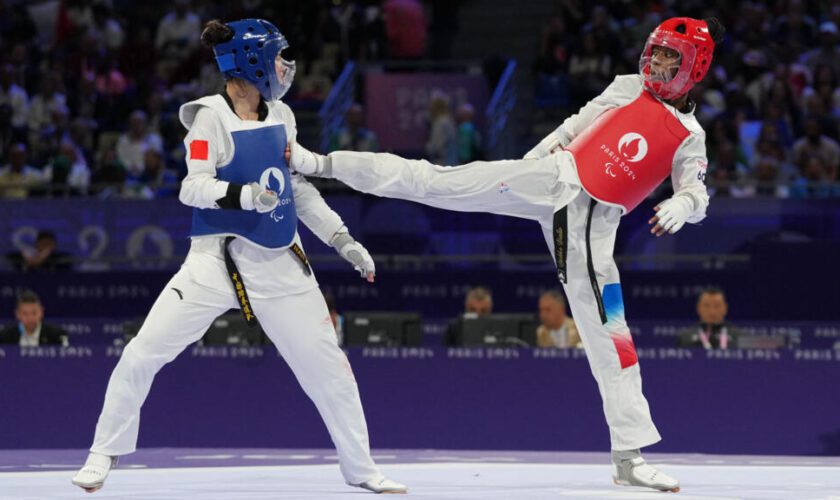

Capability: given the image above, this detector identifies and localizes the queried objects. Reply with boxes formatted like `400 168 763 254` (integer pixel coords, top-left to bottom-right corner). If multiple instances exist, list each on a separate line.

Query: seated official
444 286 493 345
0 290 69 346
677 287 741 349
536 290 581 348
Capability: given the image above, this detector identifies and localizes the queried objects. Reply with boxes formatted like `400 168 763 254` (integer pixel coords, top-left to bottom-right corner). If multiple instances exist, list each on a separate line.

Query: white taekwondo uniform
318 74 709 451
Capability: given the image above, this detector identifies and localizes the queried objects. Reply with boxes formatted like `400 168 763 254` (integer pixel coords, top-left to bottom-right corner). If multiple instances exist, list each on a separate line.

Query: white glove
330 229 375 282
523 143 551 160
246 182 279 213
289 141 330 177
651 195 694 235
523 132 563 160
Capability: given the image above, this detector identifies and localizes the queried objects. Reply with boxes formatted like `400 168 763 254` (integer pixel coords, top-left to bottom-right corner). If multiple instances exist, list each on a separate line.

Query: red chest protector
565 90 690 213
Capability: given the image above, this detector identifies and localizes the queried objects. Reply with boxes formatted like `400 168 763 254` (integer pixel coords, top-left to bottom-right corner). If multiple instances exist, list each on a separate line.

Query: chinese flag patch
189 140 209 160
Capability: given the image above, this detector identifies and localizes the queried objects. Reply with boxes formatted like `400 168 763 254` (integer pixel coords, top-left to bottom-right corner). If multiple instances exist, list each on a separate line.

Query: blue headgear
212 19 296 102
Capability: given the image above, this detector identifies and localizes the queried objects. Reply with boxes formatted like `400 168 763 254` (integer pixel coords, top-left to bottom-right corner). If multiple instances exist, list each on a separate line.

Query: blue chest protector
190 124 297 248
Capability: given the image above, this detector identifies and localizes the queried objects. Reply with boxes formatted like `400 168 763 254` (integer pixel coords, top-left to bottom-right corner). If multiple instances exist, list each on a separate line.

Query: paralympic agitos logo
600 132 648 180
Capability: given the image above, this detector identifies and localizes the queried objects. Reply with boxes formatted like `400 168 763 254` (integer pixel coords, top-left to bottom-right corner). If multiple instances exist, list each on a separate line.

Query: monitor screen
344 312 422 346
457 314 538 347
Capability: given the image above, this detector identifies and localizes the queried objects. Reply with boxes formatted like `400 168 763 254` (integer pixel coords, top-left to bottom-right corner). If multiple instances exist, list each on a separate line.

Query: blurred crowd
535 0 840 198
0 0 443 199
3 0 840 200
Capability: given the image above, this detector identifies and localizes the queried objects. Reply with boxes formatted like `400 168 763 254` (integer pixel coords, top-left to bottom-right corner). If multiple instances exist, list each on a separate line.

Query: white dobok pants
89 262 380 484
329 150 662 451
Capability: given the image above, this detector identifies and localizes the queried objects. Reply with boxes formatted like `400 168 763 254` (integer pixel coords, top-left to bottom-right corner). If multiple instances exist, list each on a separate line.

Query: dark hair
36 230 56 242
16 289 41 308
704 17 725 45
465 287 492 303
540 289 566 306
699 287 726 300
201 19 233 48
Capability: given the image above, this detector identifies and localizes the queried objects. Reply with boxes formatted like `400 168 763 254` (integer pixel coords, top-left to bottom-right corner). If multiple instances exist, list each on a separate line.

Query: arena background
1 0 839 498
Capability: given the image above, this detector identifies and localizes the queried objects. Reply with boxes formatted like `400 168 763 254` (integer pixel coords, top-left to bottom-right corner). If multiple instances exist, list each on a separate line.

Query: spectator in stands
581 5 622 62
117 110 164 177
0 290 68 346
0 63 28 133
92 145 126 199
329 103 379 153
707 141 749 198
0 143 44 199
536 290 580 348
793 116 840 178
810 76 840 121
790 154 840 198
5 230 72 272
155 0 202 80
92 56 129 100
799 22 840 78
383 0 427 59
27 74 67 141
45 140 91 196
455 103 482 163
745 156 790 198
120 22 157 86
323 291 344 345
678 288 741 350
69 117 96 164
89 4 126 52
123 149 178 199
751 126 798 180
772 0 817 55
568 32 613 103
144 92 166 135
800 92 839 143
425 92 458 165
173 60 226 102
535 15 575 75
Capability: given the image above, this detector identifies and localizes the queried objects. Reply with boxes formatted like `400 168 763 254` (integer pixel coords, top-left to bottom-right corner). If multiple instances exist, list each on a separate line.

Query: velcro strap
216 183 243 210
216 53 236 73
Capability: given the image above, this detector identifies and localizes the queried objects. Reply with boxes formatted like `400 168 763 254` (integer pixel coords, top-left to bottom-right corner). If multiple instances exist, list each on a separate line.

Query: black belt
552 207 568 284
222 237 312 327
584 199 608 325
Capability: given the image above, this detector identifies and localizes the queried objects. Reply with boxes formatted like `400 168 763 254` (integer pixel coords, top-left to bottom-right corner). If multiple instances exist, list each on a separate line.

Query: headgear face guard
639 17 714 100
213 19 296 102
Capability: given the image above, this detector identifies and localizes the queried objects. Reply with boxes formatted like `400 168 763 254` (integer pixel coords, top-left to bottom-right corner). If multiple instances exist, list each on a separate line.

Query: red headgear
639 17 715 100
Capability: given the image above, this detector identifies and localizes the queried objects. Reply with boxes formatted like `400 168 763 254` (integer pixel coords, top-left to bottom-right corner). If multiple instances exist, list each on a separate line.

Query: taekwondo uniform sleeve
526 75 642 159
179 107 234 209
272 100 345 244
291 173 346 245
670 129 710 223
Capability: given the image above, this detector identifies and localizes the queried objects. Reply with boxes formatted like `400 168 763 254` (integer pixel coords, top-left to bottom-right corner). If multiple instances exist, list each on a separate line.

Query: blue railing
318 62 358 153
484 59 518 159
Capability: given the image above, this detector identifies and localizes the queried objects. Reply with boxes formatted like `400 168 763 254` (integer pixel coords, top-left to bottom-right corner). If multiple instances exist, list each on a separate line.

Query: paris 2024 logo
604 133 648 179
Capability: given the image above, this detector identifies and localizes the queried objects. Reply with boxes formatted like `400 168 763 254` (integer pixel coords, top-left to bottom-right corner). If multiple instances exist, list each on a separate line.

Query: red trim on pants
611 335 638 368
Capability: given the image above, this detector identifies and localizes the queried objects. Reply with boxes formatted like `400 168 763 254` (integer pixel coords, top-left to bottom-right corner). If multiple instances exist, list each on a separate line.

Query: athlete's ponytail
201 19 234 48
703 17 725 46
